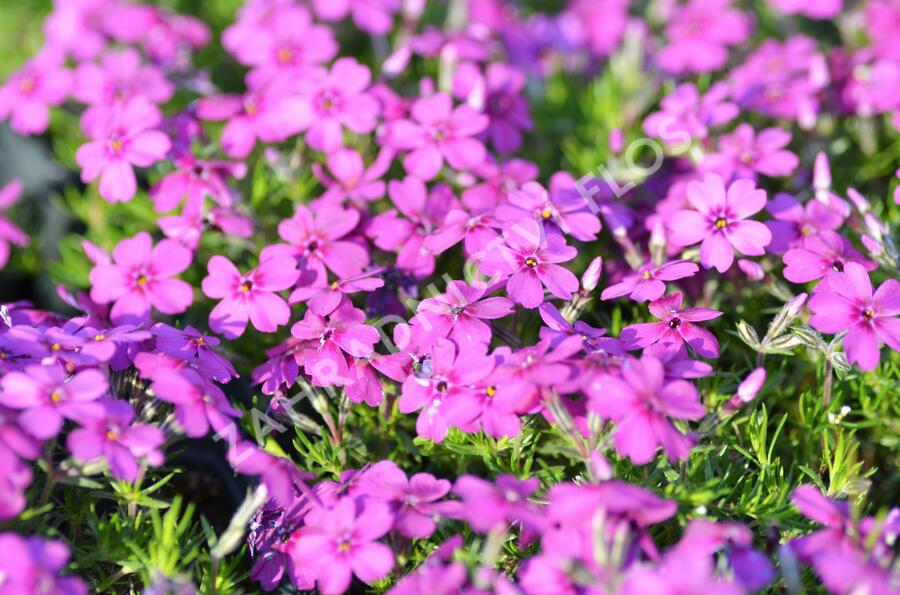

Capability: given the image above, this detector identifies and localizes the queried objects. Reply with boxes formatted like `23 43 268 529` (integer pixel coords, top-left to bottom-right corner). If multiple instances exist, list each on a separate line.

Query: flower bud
846 188 870 214
608 129 625 154
724 368 766 413
581 256 603 292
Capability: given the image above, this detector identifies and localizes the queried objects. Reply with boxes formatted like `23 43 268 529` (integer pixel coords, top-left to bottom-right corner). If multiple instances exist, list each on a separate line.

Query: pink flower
89 232 193 325
228 4 337 82
620 292 723 359
289 497 394 595
808 262 900 371
478 63 533 153
643 82 738 144
264 204 369 283
151 323 237 383
149 366 240 437
300 58 380 153
0 365 108 440
0 50 71 135
387 92 489 180
75 100 172 203
702 124 799 180
769 0 842 19
290 269 384 315
150 154 247 212
202 255 299 339
601 260 699 303
782 231 876 284
481 218 579 309
589 356 705 464
415 280 513 345
312 148 392 207
569 0 630 58
398 338 495 442
312 0 401 35
669 174 772 273
657 0 751 74
196 80 312 159
496 181 601 242
73 48 174 133
67 399 164 481
291 301 380 387
0 179 29 270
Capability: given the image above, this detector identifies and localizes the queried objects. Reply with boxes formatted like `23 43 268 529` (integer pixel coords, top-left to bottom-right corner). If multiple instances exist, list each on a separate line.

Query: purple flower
657 0 751 74
452 474 545 538
0 533 87 595
765 193 844 253
0 365 107 439
0 50 71 135
89 232 193 325
808 262 900 371
290 269 384 315
312 0 400 35
481 218 579 309
0 179 29 270
75 324 151 370
620 292 723 358
589 355 705 464
416 280 513 345
643 82 738 144
669 174 772 273
288 497 394 595
496 181 601 242
313 148 392 208
387 92 489 180
151 323 238 383
702 124 799 180
75 99 172 203
481 63 533 153
67 399 164 481
202 255 299 339
601 260 699 303
769 0 842 19
150 154 246 213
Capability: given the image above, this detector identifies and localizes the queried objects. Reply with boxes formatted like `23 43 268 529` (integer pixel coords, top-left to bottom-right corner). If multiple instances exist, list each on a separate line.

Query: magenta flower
196 80 312 159
808 262 900 371
416 280 513 345
291 302 380 387
0 404 41 460
75 325 151 367
453 474 544 535
387 92 489 180
496 181 601 242
657 0 751 74
601 260 699 303
398 338 495 442
289 497 394 595
151 323 237 383
312 0 400 35
357 460 459 538
783 231 876 284
482 218 579 309
590 356 705 464
149 366 239 437
89 232 193 325
643 82 738 144
68 399 164 481
0 533 87 595
290 269 385 315
313 148 392 207
702 124 799 180
620 292 723 359
765 193 844 253
770 0 843 19
75 99 172 203
0 446 31 522
669 174 772 273
0 365 107 439
73 48 174 133
202 255 299 339
0 50 71 135
299 58 380 154
151 154 247 212
264 204 369 282
0 179 29 270
228 4 337 81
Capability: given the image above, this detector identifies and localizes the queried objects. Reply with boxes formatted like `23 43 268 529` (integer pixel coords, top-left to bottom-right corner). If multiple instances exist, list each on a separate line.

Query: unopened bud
738 259 765 281
765 293 808 340
846 188 871 214
582 257 603 292
724 368 766 413
608 129 625 154
813 152 831 196
736 320 760 349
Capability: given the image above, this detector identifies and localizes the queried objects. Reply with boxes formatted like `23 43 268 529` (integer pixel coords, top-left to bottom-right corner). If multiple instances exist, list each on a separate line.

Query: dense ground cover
0 0 898 593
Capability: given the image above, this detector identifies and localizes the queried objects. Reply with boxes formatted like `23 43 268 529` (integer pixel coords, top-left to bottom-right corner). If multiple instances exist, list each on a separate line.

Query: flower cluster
0 0 898 592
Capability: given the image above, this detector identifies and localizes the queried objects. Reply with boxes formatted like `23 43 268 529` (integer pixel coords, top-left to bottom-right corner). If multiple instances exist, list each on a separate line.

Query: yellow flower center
241 281 253 293
50 390 63 403
541 209 552 219
331 281 340 290
94 334 105 341
136 274 148 286
524 257 538 268
862 308 875 322
715 217 728 229
485 386 496 398
51 343 61 351
106 430 118 441
642 270 652 280
277 47 293 63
